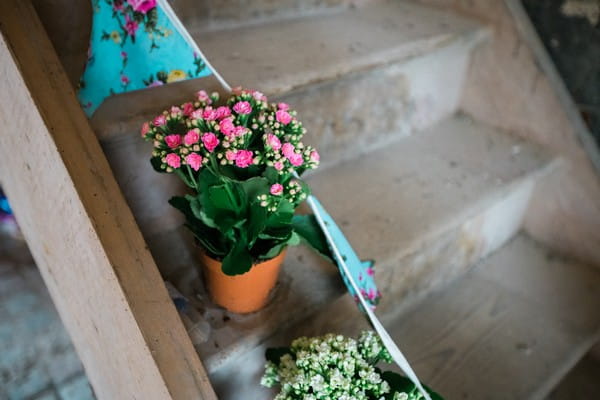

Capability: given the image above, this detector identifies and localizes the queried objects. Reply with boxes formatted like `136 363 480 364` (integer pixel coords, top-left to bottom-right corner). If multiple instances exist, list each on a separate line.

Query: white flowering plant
142 88 331 275
262 331 443 400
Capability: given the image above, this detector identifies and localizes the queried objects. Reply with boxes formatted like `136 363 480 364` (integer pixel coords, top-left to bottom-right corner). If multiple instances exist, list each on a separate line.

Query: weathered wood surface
0 1 216 399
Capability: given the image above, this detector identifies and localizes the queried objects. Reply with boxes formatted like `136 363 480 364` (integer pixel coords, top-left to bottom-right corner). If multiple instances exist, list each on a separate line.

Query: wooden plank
0 1 217 399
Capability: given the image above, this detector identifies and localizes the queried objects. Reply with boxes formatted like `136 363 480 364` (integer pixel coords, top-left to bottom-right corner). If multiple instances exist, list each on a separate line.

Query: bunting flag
306 197 382 309
304 195 432 400
78 0 225 116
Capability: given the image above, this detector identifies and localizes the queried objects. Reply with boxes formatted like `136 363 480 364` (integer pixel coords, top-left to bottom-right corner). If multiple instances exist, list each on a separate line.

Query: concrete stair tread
195 114 558 374
304 114 557 265
91 1 488 140
173 0 377 32
385 233 600 399
210 233 600 400
196 0 487 95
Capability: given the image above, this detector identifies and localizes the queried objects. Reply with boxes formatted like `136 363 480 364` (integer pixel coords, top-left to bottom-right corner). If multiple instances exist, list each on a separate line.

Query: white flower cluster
261 331 412 400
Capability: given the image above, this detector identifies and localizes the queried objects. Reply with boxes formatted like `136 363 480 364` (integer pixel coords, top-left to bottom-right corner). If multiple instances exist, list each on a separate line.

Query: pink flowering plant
142 88 329 275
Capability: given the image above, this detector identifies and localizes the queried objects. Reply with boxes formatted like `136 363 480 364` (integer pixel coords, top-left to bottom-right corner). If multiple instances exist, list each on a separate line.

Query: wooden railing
0 1 217 398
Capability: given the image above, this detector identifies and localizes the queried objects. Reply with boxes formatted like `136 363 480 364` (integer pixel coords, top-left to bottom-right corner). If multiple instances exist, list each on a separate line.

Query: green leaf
291 214 333 262
186 195 203 220
192 224 226 257
265 347 291 365
265 199 294 228
169 196 194 220
220 217 246 240
198 181 247 235
287 231 301 246
221 238 253 276
261 241 288 260
209 184 242 213
168 196 227 257
240 176 270 200
150 156 165 173
263 167 279 183
199 210 219 229
198 168 221 192
183 192 220 230
258 225 293 240
174 167 196 189
382 371 445 400
247 203 267 246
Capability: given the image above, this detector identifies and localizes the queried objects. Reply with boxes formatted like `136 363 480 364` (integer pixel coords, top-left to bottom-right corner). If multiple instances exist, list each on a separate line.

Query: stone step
93 1 488 153
210 233 600 400
184 115 559 379
92 1 490 244
172 0 380 33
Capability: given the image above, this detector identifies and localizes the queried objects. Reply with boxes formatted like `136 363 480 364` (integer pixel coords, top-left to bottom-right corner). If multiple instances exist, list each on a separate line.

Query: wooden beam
0 2 217 399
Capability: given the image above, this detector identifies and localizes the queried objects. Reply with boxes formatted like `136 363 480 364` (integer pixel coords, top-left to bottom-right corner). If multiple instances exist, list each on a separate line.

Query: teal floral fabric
309 197 382 309
78 0 211 116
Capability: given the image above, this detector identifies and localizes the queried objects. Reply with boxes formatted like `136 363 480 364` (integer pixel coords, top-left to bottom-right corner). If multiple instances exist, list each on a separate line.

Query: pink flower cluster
142 88 320 209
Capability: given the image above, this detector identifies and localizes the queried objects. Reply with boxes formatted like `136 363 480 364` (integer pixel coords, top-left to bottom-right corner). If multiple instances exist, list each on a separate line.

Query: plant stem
186 165 198 190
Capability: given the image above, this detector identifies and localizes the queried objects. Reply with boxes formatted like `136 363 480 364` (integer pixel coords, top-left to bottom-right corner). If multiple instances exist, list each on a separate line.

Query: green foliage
265 347 291 365
381 371 445 400
292 214 333 262
168 167 328 276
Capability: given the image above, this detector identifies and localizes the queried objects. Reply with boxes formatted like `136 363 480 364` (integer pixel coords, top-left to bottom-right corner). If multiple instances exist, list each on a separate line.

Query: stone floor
0 236 95 400
0 230 598 399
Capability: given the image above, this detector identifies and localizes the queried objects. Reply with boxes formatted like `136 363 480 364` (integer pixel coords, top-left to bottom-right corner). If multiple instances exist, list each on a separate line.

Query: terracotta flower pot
199 249 286 314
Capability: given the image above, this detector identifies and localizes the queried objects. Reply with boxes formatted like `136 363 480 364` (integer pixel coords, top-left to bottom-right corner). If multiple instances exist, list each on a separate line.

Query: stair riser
277 36 476 169
377 179 535 315
207 179 537 397
175 0 378 32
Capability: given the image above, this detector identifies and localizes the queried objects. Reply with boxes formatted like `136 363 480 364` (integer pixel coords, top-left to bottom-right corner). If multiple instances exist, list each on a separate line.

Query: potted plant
141 88 329 313
262 331 444 400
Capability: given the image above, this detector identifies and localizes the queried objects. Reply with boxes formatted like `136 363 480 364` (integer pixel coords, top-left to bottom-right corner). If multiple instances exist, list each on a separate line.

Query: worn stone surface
0 237 95 400
145 113 557 377
88 1 488 279
208 183 538 398
91 0 487 141
205 115 558 393
173 0 379 31
150 114 556 377
411 0 600 268
276 35 479 169
196 1 486 96
384 234 600 400
32 0 379 83
304 115 555 262
211 234 600 399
